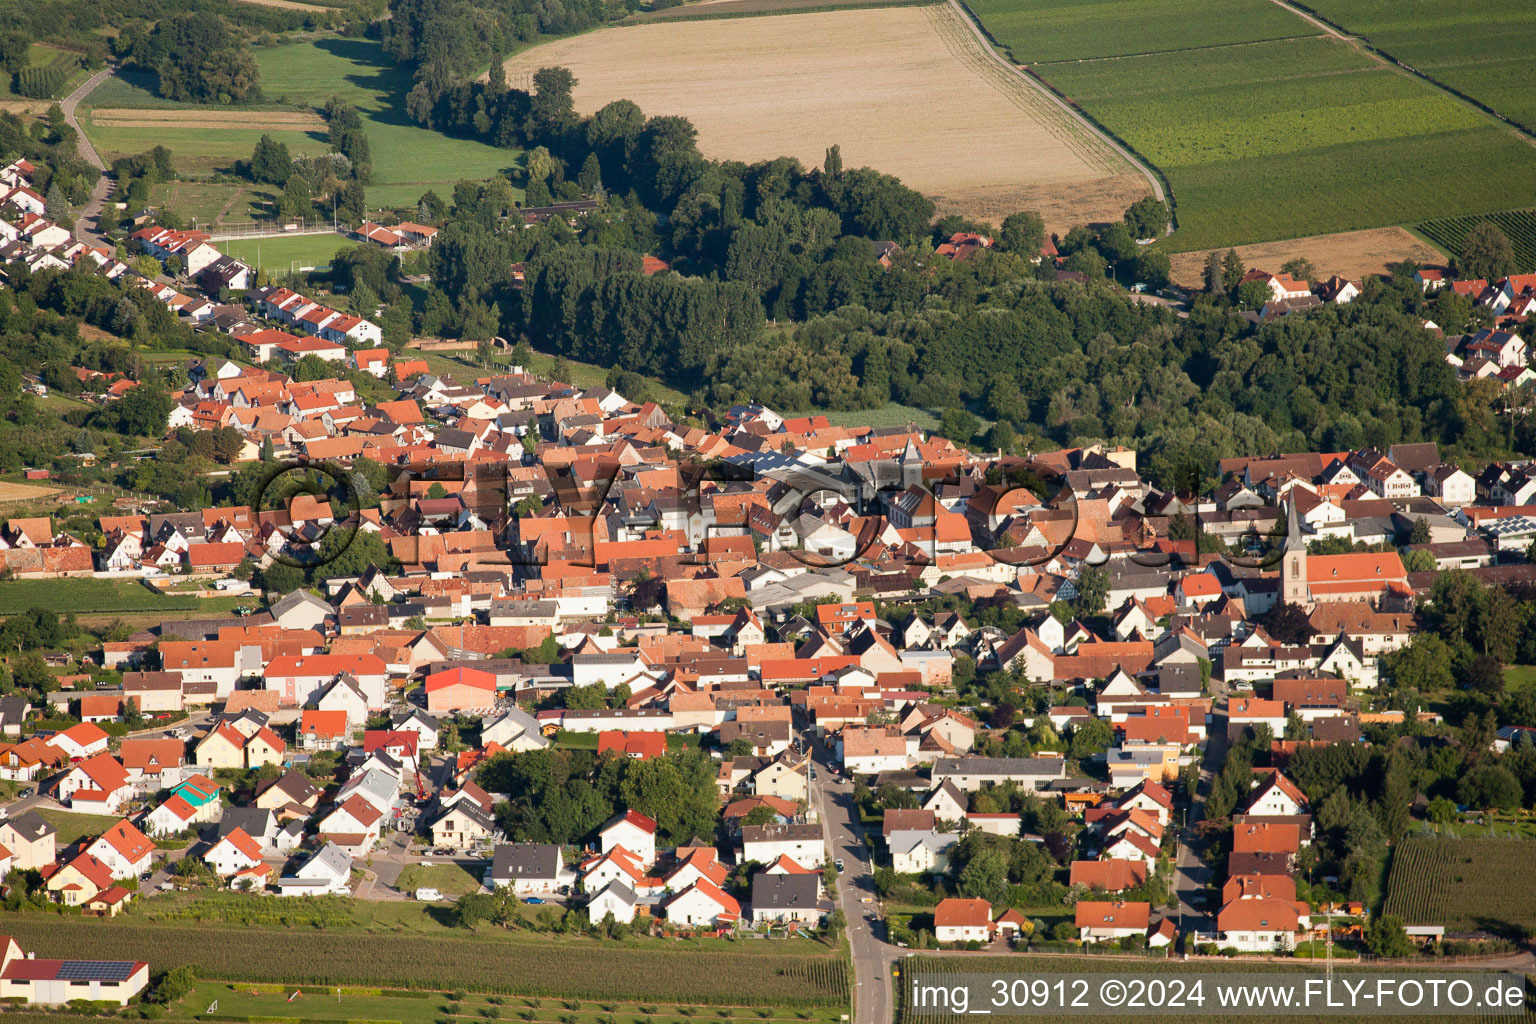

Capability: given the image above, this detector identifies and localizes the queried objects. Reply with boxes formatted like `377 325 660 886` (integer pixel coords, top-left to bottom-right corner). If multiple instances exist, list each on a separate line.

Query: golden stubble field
502 5 1151 230
1167 227 1447 290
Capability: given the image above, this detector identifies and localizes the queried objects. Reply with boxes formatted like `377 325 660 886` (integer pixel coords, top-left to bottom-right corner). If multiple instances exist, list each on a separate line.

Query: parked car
523 897 546 905
835 858 845 872
415 888 443 902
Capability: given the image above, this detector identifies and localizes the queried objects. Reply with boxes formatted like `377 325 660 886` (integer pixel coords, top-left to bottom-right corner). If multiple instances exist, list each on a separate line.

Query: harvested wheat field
1169 227 1447 289
0 482 59 503
89 108 326 130
502 5 1148 229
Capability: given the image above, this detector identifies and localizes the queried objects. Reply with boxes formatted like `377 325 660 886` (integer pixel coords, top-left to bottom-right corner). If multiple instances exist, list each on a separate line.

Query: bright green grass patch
152 181 248 226
0 578 202 614
36 808 121 846
78 38 522 212
255 38 521 203
1504 664 1536 693
395 862 485 897
967 0 1315 64
81 119 330 175
222 232 352 271
823 402 940 432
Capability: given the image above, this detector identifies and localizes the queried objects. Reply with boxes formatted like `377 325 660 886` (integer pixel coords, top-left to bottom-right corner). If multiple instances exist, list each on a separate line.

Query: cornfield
1382 836 1536 933
0 918 849 1007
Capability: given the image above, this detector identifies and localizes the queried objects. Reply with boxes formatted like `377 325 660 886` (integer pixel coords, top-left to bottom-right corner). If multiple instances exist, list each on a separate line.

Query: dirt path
60 65 114 245
944 0 1167 213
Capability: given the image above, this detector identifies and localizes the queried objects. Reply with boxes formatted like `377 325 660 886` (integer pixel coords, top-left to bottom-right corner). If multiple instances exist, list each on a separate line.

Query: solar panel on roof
55 961 136 982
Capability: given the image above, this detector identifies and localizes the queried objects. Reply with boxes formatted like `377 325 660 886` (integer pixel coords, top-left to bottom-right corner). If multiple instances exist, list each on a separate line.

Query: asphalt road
808 730 898 1024
1173 677 1228 938
59 66 114 246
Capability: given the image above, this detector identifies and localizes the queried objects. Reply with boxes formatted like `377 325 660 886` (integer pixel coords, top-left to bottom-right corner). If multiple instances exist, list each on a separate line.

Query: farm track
925 6 1122 176
943 0 1167 208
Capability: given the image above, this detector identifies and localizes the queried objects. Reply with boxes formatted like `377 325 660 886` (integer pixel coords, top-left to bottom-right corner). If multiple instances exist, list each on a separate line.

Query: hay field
0 482 59 502
502 5 1149 229
90 108 326 130
1167 227 1445 289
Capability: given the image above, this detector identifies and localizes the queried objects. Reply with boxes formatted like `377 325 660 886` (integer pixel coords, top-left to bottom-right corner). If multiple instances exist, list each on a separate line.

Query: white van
415 887 443 902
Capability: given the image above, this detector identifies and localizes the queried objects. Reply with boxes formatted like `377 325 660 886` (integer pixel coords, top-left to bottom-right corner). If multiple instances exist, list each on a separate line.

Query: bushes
16 60 68 99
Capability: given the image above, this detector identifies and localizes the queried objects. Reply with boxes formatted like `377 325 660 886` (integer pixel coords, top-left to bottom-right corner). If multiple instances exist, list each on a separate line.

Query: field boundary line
618 0 940 24
945 0 1172 225
1026 32 1324 67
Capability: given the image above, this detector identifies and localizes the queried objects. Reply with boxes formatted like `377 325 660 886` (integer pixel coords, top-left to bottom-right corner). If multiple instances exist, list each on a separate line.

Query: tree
1365 915 1415 959
939 406 979 443
1071 565 1108 617
1384 632 1453 692
250 135 292 185
1279 256 1316 283
279 174 312 221
1458 764 1522 811
1235 278 1272 311
337 179 366 225
1068 717 1112 761
1123 196 1169 240
1202 250 1224 295
1461 653 1505 698
1221 248 1245 293
1459 222 1515 281
1259 602 1311 644
1134 247 1171 289
999 211 1046 256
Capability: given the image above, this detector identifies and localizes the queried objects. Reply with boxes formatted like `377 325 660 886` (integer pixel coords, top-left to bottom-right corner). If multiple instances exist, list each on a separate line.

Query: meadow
1295 0 1536 130
504 5 1147 230
1032 36 1536 250
1417 209 1536 275
1382 837 1536 935
79 39 521 214
0 915 850 1006
967 0 1311 64
0 578 212 614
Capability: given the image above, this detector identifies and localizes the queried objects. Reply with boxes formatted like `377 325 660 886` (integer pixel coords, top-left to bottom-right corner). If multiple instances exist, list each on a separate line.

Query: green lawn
823 402 940 432
395 862 485 897
79 38 522 213
36 808 122 846
222 232 353 272
1505 664 1536 693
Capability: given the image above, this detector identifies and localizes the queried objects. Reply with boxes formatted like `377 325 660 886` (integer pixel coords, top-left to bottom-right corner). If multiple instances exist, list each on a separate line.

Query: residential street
1172 676 1228 938
808 730 897 1024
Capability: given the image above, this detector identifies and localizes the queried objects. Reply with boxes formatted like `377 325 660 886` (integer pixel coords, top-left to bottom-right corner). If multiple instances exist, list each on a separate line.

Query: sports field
503 5 1150 229
79 39 520 212
221 232 353 271
1032 35 1536 250
1297 0 1536 130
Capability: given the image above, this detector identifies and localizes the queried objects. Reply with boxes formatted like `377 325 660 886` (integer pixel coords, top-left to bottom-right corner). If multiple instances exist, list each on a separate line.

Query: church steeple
1281 496 1308 607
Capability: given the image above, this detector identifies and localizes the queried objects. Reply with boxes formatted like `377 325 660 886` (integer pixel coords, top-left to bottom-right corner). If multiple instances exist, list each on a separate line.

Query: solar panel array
54 961 137 982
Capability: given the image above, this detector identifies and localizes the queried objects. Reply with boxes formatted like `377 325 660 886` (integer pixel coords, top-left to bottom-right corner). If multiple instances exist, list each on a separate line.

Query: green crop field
221 232 353 271
0 578 207 614
0 916 849 1006
1382 837 1536 935
1294 0 1536 130
1418 209 1536 275
1029 36 1536 250
967 0 1311 64
80 38 521 213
